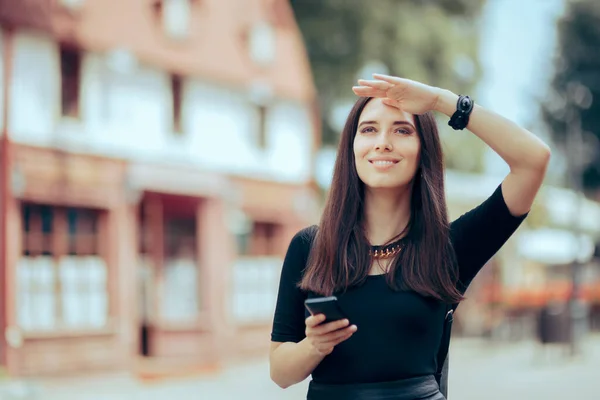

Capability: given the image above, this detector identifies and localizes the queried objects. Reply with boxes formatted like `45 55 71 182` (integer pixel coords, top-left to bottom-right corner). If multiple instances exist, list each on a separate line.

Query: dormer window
171 74 183 134
60 45 81 118
256 105 267 149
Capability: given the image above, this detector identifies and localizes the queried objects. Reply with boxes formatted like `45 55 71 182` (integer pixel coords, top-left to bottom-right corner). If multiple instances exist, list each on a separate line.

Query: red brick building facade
0 0 320 377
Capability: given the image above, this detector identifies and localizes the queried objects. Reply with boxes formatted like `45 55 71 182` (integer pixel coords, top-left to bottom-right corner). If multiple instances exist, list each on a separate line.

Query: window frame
18 203 111 334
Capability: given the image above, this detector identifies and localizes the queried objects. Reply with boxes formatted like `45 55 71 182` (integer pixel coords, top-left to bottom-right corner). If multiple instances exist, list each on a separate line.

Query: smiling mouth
369 160 399 166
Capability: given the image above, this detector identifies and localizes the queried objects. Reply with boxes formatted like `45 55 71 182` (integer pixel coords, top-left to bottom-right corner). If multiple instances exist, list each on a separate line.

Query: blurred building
0 0 320 377
444 171 600 338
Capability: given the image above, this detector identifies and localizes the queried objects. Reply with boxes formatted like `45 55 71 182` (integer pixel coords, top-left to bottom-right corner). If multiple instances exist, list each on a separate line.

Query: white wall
8 30 314 184
185 80 313 180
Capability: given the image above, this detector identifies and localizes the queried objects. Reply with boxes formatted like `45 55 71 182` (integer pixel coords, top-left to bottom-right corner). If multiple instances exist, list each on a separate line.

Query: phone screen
304 296 348 323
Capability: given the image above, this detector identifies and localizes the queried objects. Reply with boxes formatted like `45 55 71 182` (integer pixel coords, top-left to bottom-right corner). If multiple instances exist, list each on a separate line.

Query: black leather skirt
307 375 445 400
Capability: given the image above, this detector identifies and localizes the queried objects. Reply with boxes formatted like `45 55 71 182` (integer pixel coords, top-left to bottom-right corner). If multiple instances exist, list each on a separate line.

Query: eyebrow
358 120 416 130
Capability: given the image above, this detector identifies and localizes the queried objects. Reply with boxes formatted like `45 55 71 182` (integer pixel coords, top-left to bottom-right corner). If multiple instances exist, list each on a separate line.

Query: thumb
306 314 326 327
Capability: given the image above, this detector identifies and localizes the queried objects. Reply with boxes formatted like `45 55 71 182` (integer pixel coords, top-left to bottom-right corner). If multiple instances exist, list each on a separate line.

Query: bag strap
435 302 457 398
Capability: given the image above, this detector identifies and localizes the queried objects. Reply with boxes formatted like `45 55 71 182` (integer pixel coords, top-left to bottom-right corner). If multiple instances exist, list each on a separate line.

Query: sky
477 0 566 176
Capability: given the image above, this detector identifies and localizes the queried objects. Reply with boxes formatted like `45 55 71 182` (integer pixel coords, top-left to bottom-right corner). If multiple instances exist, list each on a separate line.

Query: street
2 335 599 400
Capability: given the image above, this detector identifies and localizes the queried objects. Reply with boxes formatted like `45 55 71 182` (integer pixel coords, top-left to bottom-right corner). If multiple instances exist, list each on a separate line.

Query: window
251 222 278 256
18 204 107 331
239 221 278 257
232 221 281 323
256 105 268 149
67 208 98 255
232 257 280 323
171 74 183 134
60 45 81 118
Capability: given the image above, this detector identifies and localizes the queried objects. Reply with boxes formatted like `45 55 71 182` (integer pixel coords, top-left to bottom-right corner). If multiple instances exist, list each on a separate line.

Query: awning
126 162 233 200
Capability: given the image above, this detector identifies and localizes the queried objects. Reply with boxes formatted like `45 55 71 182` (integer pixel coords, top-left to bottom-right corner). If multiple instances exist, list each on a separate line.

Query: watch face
460 97 471 109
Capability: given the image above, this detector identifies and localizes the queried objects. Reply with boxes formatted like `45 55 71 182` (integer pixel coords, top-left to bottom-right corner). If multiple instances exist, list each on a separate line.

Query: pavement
447 335 600 400
1 335 599 400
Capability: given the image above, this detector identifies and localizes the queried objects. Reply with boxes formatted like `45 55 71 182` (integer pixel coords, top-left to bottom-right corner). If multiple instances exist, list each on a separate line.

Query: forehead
358 98 415 125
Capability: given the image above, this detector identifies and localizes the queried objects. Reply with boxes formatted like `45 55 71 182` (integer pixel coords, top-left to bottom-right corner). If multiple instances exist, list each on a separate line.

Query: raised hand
352 73 442 115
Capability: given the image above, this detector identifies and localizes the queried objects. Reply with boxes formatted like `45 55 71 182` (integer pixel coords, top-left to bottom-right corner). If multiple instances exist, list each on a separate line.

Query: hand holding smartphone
303 296 356 356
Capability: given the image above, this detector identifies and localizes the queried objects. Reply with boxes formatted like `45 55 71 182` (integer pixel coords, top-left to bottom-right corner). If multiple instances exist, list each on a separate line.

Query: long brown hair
300 96 464 304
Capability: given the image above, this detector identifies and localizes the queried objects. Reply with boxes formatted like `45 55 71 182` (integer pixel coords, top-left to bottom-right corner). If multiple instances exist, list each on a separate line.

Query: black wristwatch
448 95 474 130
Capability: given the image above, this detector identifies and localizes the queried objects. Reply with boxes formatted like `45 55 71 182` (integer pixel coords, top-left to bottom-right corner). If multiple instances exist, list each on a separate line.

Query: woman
269 74 551 399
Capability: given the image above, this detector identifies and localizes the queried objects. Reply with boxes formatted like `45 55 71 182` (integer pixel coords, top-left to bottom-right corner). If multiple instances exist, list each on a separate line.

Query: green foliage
291 1 485 137
542 0 600 193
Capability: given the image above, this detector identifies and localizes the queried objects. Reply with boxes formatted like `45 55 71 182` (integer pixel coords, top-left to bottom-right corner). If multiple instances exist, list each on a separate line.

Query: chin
363 179 410 190
358 168 417 189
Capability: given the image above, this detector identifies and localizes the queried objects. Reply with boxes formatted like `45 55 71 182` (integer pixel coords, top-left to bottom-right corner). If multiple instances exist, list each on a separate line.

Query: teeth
372 161 395 166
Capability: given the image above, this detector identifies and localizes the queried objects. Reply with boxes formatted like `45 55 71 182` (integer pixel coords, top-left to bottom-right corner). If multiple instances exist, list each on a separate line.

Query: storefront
127 162 234 375
4 144 130 376
2 150 319 376
126 165 320 370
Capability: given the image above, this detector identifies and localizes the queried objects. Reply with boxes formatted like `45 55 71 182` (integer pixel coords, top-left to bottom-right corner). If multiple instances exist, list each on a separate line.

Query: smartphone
304 296 348 324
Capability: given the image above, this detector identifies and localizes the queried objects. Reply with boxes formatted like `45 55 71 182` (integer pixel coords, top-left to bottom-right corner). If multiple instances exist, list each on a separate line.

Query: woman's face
353 98 421 190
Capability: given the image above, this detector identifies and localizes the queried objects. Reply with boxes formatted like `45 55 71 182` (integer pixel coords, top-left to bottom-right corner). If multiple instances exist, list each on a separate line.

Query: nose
374 133 392 152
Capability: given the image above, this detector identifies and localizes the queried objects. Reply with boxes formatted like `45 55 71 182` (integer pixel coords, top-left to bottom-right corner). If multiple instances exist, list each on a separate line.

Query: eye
395 127 412 135
360 126 376 134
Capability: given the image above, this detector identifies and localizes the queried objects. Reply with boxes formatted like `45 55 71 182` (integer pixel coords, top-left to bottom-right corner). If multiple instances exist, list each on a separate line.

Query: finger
311 318 350 335
320 325 357 345
318 318 350 334
306 314 326 327
352 86 386 98
323 325 357 343
329 330 355 346
306 314 326 328
382 98 401 109
357 79 393 91
372 73 408 86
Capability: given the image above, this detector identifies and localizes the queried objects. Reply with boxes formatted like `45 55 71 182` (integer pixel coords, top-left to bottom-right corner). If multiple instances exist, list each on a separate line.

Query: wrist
300 338 328 360
433 89 459 117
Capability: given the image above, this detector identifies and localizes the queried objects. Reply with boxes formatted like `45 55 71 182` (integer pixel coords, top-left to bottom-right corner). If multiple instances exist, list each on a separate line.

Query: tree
290 0 487 171
542 0 600 196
